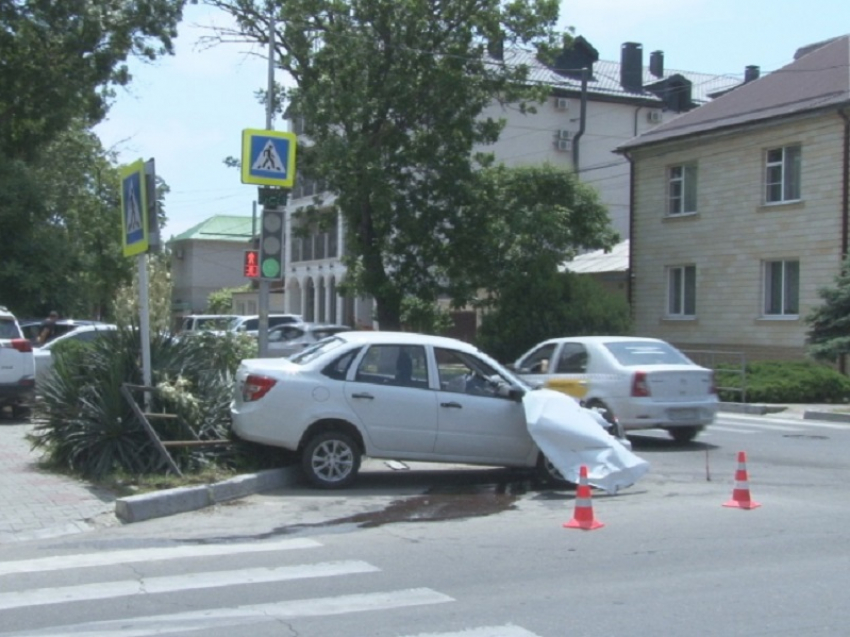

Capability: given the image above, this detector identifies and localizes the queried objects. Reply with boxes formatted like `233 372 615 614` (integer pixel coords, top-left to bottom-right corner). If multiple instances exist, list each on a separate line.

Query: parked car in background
267 323 352 358
511 336 718 442
179 314 238 334
34 324 117 386
0 306 35 417
228 314 304 337
232 331 647 490
20 318 107 346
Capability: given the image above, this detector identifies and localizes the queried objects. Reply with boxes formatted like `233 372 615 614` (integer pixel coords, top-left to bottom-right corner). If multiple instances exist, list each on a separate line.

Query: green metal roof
170 215 254 243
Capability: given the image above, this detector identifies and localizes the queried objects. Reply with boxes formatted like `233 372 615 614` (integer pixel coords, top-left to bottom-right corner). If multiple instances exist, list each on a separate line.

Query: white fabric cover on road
524 389 650 493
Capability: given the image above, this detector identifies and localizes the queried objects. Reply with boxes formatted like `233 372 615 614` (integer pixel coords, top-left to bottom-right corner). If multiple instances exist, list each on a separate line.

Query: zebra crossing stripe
399 626 541 637
7 588 454 637
0 538 321 577
0 561 378 611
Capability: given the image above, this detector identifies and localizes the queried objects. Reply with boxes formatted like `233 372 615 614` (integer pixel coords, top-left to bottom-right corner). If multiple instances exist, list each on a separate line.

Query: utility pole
257 2 276 357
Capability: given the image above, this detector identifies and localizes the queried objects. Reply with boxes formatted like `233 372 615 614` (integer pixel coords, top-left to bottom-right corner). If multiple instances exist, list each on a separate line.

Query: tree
806 256 850 364
0 0 188 161
206 0 565 329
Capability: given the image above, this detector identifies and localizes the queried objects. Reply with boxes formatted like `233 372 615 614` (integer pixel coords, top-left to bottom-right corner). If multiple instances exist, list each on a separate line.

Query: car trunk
642 367 713 402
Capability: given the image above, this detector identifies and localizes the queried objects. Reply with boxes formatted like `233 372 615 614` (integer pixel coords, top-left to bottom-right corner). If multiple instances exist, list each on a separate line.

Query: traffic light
243 249 259 278
259 208 284 279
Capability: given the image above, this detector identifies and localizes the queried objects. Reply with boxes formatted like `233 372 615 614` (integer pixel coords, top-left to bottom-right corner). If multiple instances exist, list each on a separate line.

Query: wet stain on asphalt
318 481 527 529
180 478 545 543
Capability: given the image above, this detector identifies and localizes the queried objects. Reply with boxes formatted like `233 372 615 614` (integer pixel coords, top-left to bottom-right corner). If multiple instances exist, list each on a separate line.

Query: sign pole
137 254 152 405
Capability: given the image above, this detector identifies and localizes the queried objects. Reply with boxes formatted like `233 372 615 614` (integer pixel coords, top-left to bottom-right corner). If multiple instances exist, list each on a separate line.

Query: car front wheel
301 430 361 489
535 453 577 488
668 426 703 443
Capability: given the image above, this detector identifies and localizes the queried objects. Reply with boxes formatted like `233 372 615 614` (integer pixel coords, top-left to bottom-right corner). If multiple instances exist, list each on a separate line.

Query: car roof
336 330 479 351
544 336 666 345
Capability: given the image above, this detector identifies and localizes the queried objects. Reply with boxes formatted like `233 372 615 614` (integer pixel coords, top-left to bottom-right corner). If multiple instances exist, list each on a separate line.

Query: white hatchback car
34 324 117 386
512 336 718 442
0 306 35 417
232 331 645 489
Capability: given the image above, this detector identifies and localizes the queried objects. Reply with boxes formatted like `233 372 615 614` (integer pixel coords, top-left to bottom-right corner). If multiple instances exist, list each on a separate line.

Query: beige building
618 35 850 361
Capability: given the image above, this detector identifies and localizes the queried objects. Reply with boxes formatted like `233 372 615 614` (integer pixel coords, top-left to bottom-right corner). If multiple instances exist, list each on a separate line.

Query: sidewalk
0 420 117 543
1 403 848 544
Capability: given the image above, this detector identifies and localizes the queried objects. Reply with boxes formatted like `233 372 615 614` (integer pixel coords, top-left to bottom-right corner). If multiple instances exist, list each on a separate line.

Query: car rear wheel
535 453 577 488
668 426 703 443
301 431 361 489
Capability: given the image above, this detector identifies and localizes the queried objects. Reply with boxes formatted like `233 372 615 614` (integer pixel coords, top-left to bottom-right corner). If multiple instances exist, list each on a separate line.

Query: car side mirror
495 382 525 402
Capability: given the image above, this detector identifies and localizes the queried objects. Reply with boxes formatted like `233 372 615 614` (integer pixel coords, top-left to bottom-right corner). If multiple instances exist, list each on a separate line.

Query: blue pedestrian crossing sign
241 129 297 188
120 159 149 257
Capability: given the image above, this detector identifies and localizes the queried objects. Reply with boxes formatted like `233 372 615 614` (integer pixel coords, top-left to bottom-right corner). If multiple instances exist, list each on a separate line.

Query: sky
94 0 850 241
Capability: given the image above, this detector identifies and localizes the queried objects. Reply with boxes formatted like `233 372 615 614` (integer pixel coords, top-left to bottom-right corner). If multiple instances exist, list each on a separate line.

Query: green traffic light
262 258 281 278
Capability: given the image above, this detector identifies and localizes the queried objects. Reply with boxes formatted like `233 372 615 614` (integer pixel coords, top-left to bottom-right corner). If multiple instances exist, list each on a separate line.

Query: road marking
0 561 378 610
400 626 541 637
0 538 321 577
720 414 850 430
706 425 757 434
7 588 454 637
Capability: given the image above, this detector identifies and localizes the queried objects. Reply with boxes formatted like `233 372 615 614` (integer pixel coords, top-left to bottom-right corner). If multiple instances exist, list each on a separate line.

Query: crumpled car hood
523 388 650 494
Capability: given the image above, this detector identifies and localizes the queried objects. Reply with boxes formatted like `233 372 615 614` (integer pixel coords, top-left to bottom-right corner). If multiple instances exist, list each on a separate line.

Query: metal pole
257 3 275 357
137 254 152 409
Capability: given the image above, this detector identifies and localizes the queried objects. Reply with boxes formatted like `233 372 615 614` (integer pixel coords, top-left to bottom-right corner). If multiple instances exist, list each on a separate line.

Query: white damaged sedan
231 331 648 491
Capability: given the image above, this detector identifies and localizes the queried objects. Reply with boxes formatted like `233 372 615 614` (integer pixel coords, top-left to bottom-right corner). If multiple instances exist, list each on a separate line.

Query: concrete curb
115 466 301 523
718 402 786 415
803 410 850 423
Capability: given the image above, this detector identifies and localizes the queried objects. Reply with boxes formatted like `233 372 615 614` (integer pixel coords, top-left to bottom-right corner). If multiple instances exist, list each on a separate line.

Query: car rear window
289 336 347 364
0 318 21 339
603 341 693 366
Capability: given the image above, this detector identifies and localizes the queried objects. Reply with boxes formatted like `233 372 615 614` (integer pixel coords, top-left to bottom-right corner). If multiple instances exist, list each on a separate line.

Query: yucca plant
30 325 268 480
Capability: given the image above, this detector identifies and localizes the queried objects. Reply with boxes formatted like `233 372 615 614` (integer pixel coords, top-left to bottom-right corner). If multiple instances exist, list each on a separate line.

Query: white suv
0 306 36 417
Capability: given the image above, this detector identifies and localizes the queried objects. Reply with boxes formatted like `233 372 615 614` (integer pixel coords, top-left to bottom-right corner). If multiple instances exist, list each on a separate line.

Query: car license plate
669 408 698 421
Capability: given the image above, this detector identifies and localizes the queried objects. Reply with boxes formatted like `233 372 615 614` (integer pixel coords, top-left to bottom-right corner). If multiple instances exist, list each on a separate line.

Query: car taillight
11 339 32 353
243 374 276 402
631 371 650 397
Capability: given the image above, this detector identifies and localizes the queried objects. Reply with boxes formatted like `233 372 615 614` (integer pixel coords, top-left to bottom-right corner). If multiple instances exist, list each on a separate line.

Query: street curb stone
115 466 301 523
803 410 850 423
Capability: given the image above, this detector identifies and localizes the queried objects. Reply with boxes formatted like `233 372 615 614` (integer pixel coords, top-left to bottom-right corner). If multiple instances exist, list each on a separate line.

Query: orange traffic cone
564 465 604 530
723 451 761 509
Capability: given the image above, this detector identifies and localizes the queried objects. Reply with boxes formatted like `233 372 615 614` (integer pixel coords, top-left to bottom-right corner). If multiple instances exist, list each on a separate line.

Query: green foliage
716 360 850 404
208 0 567 328
112 252 173 334
207 284 252 314
806 256 850 362
476 271 632 363
400 297 454 335
30 326 263 480
1 0 187 161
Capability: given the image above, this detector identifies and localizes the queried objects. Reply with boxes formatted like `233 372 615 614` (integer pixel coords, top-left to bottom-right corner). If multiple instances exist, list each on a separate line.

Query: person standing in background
37 311 59 345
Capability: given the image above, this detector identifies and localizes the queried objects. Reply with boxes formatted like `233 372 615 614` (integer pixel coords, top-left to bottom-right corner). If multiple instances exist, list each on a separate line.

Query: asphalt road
1 411 848 636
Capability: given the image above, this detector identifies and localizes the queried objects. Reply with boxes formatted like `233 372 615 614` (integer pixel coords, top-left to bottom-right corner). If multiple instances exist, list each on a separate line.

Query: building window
765 145 801 203
667 265 696 317
668 164 697 215
764 259 799 316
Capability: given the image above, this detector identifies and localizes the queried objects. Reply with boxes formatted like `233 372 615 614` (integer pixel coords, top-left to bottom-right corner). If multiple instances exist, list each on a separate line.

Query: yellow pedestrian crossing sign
241 129 297 188
120 159 149 257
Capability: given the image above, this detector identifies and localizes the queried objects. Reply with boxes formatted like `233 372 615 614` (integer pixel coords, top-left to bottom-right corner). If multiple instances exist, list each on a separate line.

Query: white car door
433 347 533 463
344 344 438 455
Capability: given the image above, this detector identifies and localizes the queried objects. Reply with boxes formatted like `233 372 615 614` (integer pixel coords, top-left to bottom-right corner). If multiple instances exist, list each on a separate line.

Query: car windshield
289 336 347 364
603 340 693 366
0 318 19 339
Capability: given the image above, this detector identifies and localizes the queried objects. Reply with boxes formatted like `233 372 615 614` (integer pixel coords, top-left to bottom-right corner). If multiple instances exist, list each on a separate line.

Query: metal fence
681 349 747 403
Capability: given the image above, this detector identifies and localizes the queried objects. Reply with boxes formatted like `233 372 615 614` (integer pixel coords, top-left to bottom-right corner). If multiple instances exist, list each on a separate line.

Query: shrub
29 326 282 480
717 360 850 404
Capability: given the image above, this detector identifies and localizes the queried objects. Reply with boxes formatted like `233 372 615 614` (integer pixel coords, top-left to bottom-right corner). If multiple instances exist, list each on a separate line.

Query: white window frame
667 265 696 317
763 259 800 317
765 145 801 204
667 163 698 215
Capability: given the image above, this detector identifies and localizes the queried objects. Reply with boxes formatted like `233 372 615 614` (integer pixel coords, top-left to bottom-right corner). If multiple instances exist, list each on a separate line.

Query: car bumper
0 380 35 405
617 400 718 430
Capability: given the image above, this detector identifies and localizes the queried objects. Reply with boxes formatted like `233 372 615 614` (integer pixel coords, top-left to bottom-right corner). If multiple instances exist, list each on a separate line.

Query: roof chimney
620 42 643 92
649 50 664 78
744 65 760 83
